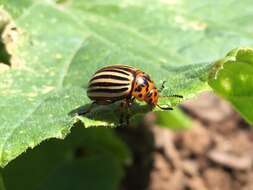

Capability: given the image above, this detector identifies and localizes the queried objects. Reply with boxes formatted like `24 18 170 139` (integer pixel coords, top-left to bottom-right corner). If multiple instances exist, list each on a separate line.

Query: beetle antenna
158 81 183 99
156 104 173 110
158 81 166 93
162 94 183 99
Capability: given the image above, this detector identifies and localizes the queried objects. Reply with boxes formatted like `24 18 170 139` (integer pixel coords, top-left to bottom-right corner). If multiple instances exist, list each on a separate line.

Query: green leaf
0 3 89 167
0 171 6 190
0 0 35 18
156 108 192 130
38 155 122 190
2 126 129 190
0 0 252 167
209 48 253 124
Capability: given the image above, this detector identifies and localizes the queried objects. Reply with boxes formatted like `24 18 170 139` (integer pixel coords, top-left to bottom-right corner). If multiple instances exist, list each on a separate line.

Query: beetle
81 64 183 125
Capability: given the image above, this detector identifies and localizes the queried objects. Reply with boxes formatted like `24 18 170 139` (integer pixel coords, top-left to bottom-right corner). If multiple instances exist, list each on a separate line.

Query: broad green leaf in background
38 155 122 190
0 170 6 190
209 48 253 124
2 127 129 190
0 0 252 168
156 108 192 130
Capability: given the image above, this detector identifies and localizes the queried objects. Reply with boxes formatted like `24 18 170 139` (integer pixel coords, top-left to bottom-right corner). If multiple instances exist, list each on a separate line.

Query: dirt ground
117 92 253 190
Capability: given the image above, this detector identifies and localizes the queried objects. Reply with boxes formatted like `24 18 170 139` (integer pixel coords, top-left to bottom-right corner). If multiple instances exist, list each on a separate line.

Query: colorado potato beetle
82 65 183 124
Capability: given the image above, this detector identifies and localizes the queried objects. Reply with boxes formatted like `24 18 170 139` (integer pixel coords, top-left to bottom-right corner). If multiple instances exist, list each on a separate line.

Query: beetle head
132 72 158 107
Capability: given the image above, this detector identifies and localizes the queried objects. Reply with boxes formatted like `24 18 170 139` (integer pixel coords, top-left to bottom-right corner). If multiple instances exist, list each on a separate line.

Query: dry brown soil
117 92 253 190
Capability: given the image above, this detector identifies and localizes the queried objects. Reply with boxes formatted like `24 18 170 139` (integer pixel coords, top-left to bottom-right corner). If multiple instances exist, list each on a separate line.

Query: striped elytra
87 65 159 106
87 65 136 102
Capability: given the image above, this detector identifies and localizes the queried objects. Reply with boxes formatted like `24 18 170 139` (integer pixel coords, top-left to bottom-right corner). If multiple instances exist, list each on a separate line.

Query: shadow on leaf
69 101 153 127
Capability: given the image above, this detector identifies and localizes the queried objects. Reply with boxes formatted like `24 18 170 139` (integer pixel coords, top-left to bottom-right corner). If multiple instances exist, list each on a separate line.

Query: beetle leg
120 99 131 126
158 81 184 99
119 101 125 126
125 99 133 126
120 100 126 126
157 104 174 110
129 97 135 106
158 81 166 93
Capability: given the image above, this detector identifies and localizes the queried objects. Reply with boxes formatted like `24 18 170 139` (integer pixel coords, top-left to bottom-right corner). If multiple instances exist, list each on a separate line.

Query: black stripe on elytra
118 67 136 73
89 94 128 101
97 69 130 76
88 87 129 93
91 75 130 82
108 65 136 73
89 82 129 87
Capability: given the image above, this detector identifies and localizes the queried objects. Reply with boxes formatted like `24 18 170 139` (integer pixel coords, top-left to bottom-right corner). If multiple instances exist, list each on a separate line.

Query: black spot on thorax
135 86 142 92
